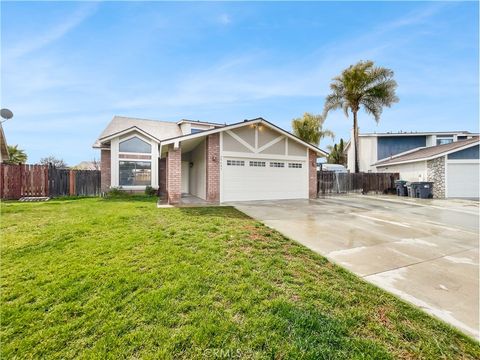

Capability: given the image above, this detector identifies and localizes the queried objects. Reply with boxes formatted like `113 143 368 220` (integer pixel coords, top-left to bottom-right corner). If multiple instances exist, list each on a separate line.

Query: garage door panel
222 157 308 201
447 163 479 198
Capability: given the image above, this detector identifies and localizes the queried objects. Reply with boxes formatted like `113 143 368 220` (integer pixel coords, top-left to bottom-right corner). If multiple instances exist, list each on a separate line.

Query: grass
1 197 479 359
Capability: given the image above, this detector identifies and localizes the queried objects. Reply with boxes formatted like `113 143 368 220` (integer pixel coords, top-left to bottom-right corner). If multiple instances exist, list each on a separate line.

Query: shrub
145 186 157 196
107 186 125 197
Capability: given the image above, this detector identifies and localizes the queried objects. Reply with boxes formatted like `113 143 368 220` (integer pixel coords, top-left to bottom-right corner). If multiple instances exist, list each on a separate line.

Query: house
93 116 327 203
345 131 478 173
374 137 479 198
0 124 9 162
73 161 100 170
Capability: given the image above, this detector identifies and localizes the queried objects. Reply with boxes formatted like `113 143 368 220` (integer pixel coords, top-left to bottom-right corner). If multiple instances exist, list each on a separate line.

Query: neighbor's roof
359 131 477 137
343 130 478 150
94 116 183 147
374 137 479 166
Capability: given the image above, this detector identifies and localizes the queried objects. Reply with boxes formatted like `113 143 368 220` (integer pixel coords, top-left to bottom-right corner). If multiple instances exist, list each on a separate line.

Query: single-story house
374 137 479 199
93 116 327 203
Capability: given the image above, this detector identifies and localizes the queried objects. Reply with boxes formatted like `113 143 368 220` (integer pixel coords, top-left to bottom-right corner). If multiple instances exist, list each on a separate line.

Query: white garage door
221 157 308 202
447 162 479 198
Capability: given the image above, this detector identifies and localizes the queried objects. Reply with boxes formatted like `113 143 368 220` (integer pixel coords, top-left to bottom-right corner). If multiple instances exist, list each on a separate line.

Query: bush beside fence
0 164 101 199
317 171 399 196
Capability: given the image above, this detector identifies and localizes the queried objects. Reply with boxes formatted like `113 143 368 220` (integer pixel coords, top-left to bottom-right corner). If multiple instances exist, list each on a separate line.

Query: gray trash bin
410 182 434 199
395 180 408 196
406 183 413 197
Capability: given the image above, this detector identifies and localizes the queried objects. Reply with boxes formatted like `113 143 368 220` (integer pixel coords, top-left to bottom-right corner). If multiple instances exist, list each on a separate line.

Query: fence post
69 170 75 196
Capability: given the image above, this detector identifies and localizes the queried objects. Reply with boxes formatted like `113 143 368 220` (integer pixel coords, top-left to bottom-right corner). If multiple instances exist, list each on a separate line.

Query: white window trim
111 133 159 189
118 160 153 188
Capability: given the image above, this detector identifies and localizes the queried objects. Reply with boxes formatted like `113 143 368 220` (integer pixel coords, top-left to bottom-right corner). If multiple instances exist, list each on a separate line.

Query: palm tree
327 138 346 165
291 112 334 146
323 61 398 173
6 145 27 164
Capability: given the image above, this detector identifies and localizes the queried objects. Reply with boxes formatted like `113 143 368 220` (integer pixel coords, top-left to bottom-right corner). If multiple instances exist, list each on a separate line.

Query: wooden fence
318 171 399 196
0 164 101 200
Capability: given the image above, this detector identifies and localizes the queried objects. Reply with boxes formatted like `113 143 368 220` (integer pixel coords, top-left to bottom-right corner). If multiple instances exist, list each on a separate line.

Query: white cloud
5 3 99 60
218 13 231 25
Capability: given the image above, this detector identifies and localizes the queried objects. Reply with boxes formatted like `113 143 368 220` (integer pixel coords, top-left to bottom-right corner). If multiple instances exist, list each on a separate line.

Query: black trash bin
395 180 408 196
410 182 434 199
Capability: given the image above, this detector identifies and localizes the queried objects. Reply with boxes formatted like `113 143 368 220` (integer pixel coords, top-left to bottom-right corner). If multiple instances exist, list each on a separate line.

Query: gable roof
94 116 183 148
374 137 480 166
94 116 328 156
161 117 328 156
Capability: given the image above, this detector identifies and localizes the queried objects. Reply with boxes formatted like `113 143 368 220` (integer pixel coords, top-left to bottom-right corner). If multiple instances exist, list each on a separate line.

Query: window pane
436 139 453 146
191 128 203 134
119 161 151 186
119 137 151 153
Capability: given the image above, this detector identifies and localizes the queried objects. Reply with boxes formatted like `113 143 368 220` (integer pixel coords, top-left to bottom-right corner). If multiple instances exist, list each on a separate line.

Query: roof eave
162 118 328 156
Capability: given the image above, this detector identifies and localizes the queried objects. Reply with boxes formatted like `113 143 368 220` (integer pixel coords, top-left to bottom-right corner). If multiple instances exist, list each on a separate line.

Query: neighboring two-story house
93 116 327 204
345 131 478 173
345 131 479 198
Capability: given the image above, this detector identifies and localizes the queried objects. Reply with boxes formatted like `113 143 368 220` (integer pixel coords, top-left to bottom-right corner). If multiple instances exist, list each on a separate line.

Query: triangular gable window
119 136 151 153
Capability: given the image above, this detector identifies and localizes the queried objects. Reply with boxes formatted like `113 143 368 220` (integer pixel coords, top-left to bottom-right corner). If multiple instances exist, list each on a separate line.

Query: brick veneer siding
166 146 181 204
100 149 111 192
206 133 220 202
308 149 317 199
427 156 445 198
159 158 166 196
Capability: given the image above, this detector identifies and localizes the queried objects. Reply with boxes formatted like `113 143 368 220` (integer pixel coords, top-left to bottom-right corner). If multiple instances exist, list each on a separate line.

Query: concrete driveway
232 195 479 339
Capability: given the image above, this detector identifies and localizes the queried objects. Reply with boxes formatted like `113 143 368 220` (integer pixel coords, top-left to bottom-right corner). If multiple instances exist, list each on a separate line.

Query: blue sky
1 1 478 165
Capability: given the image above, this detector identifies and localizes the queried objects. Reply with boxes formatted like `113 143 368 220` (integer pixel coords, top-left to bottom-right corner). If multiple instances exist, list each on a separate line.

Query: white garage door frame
220 155 309 202
445 158 480 199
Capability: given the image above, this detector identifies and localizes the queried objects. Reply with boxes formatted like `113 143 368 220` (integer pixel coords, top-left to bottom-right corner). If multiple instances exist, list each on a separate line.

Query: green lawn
1 197 479 359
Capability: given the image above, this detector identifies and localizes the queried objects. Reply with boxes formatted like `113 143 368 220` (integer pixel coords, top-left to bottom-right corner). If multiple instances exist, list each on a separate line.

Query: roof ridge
113 115 178 125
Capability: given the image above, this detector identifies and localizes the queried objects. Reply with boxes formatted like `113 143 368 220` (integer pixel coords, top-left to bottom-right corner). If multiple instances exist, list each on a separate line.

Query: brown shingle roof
374 137 480 166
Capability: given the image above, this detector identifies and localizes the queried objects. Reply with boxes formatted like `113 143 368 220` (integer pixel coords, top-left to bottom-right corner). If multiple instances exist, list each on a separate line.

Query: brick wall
308 149 317 199
166 146 181 204
100 149 111 192
206 133 220 202
159 158 166 196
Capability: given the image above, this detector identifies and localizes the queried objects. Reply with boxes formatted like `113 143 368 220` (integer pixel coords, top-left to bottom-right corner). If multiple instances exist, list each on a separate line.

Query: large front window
119 161 151 186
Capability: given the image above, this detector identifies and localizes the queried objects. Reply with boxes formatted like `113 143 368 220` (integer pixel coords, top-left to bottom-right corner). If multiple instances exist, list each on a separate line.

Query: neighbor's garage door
446 162 480 198
221 157 308 202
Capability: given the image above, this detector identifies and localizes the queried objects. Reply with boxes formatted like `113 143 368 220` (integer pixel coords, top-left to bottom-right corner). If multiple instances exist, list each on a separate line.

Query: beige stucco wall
377 161 427 182
260 138 286 155
222 124 309 158
347 134 377 172
287 139 306 156
258 126 279 147
223 132 254 153
189 140 206 199
231 126 255 147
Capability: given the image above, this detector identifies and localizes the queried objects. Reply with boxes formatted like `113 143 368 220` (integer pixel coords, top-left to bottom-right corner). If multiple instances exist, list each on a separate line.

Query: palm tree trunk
353 110 359 173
